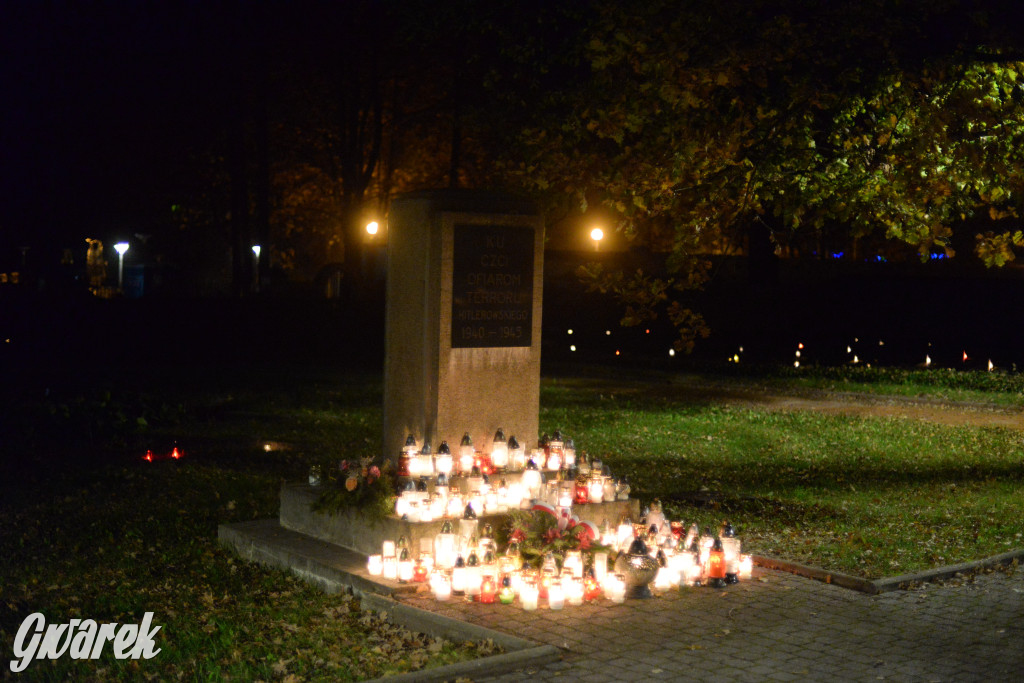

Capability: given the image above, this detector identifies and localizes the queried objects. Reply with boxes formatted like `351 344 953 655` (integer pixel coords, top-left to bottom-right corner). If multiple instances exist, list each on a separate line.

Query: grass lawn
2 360 1022 679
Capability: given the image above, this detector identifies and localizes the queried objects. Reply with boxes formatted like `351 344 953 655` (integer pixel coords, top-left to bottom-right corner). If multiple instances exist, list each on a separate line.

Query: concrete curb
752 555 879 594
218 519 562 681
754 549 1024 594
872 548 1024 592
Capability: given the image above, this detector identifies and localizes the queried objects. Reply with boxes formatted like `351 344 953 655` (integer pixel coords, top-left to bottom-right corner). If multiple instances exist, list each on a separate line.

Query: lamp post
251 245 261 293
113 242 129 290
590 227 604 252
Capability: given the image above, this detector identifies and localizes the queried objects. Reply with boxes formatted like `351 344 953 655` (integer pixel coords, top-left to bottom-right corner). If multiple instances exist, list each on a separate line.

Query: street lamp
113 242 129 290
590 227 604 252
366 221 379 236
251 245 261 293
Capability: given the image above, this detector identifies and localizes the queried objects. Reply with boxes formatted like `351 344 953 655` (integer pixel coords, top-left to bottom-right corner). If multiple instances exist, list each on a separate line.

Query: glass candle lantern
458 503 479 549
521 459 542 500
366 554 383 576
434 520 457 569
465 549 482 598
498 575 515 604
446 494 463 518
603 476 616 502
616 476 631 501
606 574 627 603
431 571 451 601
564 550 583 578
563 438 576 468
520 581 539 611
382 554 398 580
547 584 565 610
739 554 753 580
479 574 497 603
416 444 434 478
466 466 484 495
565 577 584 606
588 476 605 503
490 428 508 470
459 433 475 474
720 520 741 584
451 555 467 596
574 476 590 505
403 434 419 460
508 436 525 470
435 441 453 477
398 548 414 583
707 537 727 588
546 448 561 472
594 551 609 587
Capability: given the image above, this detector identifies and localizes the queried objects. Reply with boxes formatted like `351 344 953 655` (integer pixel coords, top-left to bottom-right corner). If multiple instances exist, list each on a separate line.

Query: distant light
605 330 611 336
988 359 994 372
590 227 604 242
570 345 576 352
645 329 650 334
114 242 130 256
567 329 573 335
795 350 801 358
852 355 860 363
669 349 676 357
925 355 932 367
252 245 261 258
798 342 804 350
879 340 884 346
847 346 852 354
732 354 740 363
366 221 379 235
963 351 969 362
794 361 800 368
615 350 620 356
738 346 744 353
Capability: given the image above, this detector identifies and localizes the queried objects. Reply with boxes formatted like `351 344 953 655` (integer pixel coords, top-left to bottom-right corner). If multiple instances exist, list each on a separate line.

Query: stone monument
382 190 544 462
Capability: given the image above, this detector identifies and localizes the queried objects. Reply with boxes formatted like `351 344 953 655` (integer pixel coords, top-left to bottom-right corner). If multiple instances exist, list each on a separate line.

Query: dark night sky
0 2 259 255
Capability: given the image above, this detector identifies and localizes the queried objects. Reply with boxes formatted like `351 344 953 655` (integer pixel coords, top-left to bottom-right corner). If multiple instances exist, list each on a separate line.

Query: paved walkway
397 565 1024 682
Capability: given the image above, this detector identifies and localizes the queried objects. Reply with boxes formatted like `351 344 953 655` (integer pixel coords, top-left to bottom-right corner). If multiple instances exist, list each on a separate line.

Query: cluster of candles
366 506 754 609
394 430 631 522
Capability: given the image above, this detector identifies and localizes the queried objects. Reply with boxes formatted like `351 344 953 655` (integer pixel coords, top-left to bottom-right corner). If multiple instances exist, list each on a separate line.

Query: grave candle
366 554 383 576
398 548 414 583
563 438 576 468
594 551 608 587
383 554 398 580
547 584 565 610
566 578 584 606
459 433 475 474
432 572 451 601
588 477 604 503
498 575 515 604
490 428 508 470
451 555 467 595
435 441 453 477
606 574 626 603
479 574 497 603
465 550 482 598
720 520 741 584
739 554 753 580
520 583 539 611
508 436 525 470
564 550 583 578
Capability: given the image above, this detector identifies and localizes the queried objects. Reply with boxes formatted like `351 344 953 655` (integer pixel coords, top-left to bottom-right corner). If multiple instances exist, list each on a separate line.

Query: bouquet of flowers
312 456 395 519
506 507 612 569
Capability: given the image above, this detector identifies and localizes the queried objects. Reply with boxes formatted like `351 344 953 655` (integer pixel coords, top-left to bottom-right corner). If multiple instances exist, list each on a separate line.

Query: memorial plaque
451 224 534 348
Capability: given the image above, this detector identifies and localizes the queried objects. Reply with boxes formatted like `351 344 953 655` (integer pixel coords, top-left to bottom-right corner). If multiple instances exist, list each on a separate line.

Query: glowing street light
366 221 379 236
590 227 604 251
113 242 129 290
251 245 261 293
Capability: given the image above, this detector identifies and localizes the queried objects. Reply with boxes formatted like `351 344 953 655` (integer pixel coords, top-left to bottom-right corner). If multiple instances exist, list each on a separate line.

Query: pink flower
369 465 381 478
339 459 350 472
